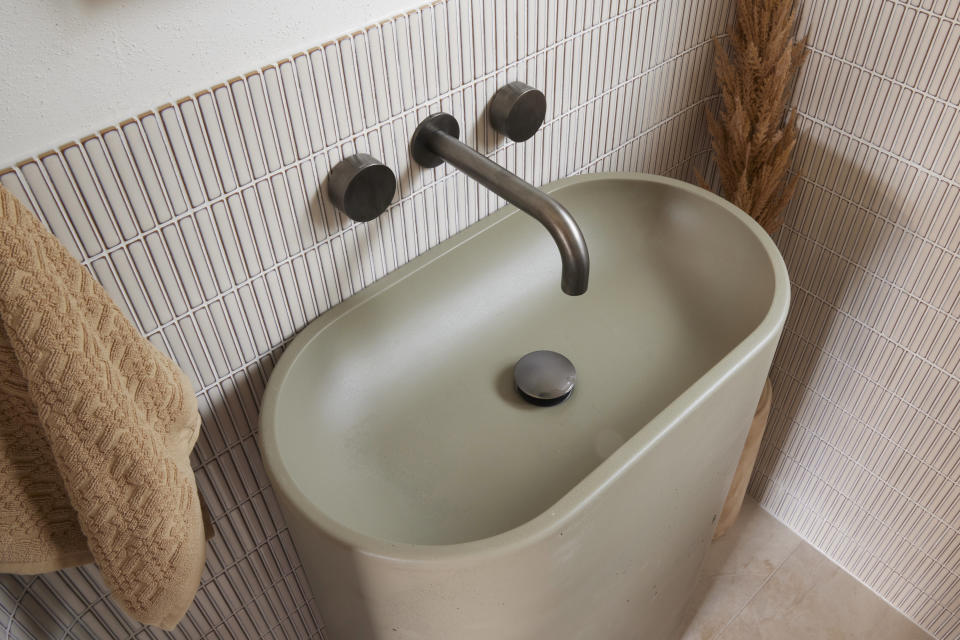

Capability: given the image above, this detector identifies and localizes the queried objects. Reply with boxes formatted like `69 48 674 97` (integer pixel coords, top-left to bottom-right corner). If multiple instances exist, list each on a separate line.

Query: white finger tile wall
750 2 960 639
0 0 736 637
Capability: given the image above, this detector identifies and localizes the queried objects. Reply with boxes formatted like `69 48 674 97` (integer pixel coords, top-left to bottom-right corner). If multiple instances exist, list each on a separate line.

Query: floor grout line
707 512 804 640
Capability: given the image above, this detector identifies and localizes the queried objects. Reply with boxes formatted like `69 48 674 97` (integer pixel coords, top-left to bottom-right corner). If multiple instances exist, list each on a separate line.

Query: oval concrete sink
260 173 789 639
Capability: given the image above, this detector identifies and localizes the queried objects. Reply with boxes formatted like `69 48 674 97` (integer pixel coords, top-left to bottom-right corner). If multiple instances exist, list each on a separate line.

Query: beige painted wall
0 0 424 168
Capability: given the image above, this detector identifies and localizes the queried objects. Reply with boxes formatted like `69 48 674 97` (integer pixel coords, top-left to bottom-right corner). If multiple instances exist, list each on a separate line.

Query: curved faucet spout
410 113 589 295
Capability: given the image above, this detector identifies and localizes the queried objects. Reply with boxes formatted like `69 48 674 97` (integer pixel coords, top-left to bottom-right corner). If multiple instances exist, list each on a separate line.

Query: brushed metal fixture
489 81 547 142
514 350 576 405
409 113 589 295
328 153 397 222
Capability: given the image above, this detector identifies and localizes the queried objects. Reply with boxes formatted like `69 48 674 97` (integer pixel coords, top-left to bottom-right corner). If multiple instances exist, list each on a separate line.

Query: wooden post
714 379 773 539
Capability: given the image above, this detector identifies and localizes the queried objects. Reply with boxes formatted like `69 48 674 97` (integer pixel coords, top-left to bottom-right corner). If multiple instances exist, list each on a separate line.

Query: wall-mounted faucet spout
410 113 589 295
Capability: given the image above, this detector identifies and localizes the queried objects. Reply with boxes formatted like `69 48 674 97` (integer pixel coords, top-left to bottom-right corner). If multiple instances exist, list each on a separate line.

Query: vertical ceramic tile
38 151 105 258
194 92 239 195
283 163 321 247
254 179 289 263
210 199 247 285
321 44 354 138
15 161 83 261
420 8 441 101
138 113 191 216
244 72 282 173
335 39 367 136
118 120 174 224
98 129 155 232
210 85 251 188
350 33 379 130
258 67 295 167
276 61 312 160
159 224 202 309
235 187 274 270
290 55 325 154
176 99 224 201
59 145 122 249
228 79 269 180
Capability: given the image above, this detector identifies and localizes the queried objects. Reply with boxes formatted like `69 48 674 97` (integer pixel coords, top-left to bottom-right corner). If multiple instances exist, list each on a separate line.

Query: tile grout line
709 534 806 640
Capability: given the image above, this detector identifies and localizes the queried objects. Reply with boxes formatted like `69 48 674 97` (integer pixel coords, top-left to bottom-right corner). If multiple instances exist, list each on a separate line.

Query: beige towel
0 186 206 629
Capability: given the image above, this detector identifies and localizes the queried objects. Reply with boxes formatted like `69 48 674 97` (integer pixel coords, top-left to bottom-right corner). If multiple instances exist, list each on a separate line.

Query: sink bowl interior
267 175 777 546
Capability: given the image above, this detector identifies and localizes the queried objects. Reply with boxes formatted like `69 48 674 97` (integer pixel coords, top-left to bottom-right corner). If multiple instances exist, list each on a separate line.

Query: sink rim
259 172 790 563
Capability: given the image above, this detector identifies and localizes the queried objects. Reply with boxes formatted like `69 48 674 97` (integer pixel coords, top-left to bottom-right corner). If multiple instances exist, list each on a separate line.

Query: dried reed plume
702 0 808 233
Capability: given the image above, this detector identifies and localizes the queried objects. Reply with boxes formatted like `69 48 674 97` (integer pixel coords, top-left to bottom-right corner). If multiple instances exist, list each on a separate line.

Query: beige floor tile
715 542 932 639
701 498 803 578
676 498 802 640
679 573 769 640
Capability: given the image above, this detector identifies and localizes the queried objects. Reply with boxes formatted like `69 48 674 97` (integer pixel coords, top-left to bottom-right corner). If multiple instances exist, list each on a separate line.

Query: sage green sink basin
260 173 789 640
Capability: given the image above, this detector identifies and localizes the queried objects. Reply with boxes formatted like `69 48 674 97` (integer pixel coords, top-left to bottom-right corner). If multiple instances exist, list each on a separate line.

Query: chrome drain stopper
514 350 576 406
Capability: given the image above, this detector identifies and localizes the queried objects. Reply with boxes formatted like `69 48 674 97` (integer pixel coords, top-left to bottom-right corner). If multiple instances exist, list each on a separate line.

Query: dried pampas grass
702 0 809 234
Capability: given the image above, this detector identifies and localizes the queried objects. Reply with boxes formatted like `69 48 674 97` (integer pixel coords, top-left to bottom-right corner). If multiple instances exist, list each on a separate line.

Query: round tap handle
328 154 397 222
489 81 547 142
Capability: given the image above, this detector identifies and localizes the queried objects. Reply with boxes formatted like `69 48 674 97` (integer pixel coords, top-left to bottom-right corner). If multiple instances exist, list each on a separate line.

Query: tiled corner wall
0 1 736 637
749 1 960 639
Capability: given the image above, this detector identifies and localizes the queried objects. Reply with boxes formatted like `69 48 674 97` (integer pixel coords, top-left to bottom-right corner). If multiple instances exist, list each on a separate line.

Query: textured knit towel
0 186 206 629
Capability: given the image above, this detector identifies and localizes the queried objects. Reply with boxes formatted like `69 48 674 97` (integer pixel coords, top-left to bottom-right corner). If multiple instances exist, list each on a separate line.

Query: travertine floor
677 497 932 639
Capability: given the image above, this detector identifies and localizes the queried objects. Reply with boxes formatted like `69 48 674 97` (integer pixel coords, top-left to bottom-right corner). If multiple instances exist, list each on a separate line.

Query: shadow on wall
746 125 893 506
0 574 53 640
